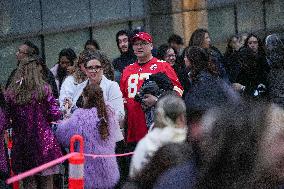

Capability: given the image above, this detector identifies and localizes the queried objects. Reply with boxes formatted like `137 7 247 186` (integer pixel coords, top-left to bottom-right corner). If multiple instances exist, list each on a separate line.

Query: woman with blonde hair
129 93 187 178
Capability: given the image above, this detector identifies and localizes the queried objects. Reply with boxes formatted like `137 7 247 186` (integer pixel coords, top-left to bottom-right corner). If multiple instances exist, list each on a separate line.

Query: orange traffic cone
68 135 85 189
6 129 19 189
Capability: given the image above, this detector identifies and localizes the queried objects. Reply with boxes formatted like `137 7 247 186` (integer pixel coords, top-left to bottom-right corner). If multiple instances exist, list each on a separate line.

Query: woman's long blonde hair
6 56 48 105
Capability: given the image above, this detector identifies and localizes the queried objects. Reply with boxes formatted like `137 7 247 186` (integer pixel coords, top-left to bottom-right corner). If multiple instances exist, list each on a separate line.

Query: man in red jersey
120 32 183 148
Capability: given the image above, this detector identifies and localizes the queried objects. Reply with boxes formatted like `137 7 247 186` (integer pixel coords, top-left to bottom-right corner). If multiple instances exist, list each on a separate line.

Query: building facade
0 0 283 85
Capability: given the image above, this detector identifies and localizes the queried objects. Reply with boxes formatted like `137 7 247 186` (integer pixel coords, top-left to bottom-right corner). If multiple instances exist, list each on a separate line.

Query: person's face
79 62 85 72
132 39 153 59
16 44 29 61
85 59 103 84
239 34 248 47
164 48 176 66
203 33 211 49
59 56 71 69
247 36 259 53
118 34 129 53
230 37 240 51
169 42 179 52
85 45 97 51
259 105 284 180
184 56 191 68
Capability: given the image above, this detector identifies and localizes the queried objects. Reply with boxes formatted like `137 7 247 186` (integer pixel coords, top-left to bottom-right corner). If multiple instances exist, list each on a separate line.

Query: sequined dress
0 108 8 175
6 86 62 174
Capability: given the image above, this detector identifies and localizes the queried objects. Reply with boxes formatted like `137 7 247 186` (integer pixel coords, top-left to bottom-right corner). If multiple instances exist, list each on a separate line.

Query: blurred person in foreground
124 143 192 189
196 101 284 188
129 94 187 178
265 34 284 108
153 48 240 188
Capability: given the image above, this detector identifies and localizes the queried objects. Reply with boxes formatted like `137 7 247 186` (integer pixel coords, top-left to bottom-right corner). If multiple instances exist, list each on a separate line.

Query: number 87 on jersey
127 73 151 98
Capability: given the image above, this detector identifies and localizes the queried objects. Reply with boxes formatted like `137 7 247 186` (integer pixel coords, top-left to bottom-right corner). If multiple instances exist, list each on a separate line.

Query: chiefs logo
150 64 158 70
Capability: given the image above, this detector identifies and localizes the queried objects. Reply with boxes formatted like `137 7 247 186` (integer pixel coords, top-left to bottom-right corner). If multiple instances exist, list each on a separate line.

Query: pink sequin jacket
0 108 8 175
5 85 63 174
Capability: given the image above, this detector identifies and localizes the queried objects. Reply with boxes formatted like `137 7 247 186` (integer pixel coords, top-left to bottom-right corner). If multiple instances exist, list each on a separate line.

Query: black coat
235 48 269 98
112 52 136 83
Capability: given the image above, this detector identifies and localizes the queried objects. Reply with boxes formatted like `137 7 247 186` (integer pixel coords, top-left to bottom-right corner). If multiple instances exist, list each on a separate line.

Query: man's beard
120 46 129 53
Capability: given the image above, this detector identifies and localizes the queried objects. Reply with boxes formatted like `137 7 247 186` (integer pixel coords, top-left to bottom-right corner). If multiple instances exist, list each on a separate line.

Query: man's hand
63 98 73 119
63 98 73 110
232 83 245 92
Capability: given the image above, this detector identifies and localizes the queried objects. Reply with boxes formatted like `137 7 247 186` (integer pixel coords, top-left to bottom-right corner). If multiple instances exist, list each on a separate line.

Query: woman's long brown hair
184 46 218 80
83 84 109 140
6 56 48 105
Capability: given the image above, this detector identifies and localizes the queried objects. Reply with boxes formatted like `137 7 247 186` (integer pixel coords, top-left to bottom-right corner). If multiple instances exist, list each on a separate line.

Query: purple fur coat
56 104 120 189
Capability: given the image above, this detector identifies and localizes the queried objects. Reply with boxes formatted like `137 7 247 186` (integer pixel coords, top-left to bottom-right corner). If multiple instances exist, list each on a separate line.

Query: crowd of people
0 27 283 189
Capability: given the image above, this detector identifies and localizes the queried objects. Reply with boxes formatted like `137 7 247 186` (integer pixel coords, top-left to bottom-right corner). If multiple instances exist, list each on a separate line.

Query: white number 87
127 73 151 98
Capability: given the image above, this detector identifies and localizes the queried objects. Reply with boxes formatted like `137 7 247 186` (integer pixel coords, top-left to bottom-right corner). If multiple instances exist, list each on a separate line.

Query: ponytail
83 84 109 140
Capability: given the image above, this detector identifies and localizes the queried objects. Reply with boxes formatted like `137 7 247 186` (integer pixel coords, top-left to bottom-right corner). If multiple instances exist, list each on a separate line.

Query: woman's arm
46 86 62 122
59 76 76 109
55 110 82 148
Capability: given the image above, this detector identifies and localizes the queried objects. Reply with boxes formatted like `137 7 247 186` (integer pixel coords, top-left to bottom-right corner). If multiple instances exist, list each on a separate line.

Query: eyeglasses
85 65 102 72
133 41 150 47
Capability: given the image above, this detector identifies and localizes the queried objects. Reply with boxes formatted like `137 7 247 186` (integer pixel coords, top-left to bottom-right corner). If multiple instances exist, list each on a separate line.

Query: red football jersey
120 57 184 143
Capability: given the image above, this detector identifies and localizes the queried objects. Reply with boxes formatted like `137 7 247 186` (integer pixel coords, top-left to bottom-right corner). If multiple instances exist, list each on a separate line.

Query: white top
129 126 187 178
59 75 125 141
50 64 60 92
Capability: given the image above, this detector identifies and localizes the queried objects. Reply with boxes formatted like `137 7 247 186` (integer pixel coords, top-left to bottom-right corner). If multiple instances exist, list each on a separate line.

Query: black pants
115 141 137 188
0 172 10 189
124 142 137 178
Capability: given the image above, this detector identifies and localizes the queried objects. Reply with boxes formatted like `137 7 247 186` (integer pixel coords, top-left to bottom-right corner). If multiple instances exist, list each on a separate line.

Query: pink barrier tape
6 152 78 184
84 152 134 159
6 151 134 184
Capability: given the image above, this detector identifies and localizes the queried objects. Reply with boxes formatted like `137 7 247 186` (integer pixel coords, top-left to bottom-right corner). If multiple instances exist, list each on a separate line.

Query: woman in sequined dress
0 86 9 189
5 56 62 189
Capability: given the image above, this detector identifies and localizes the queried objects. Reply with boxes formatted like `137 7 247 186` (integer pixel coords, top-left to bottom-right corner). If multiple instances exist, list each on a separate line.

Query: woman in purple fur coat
56 84 120 189
5 56 62 189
